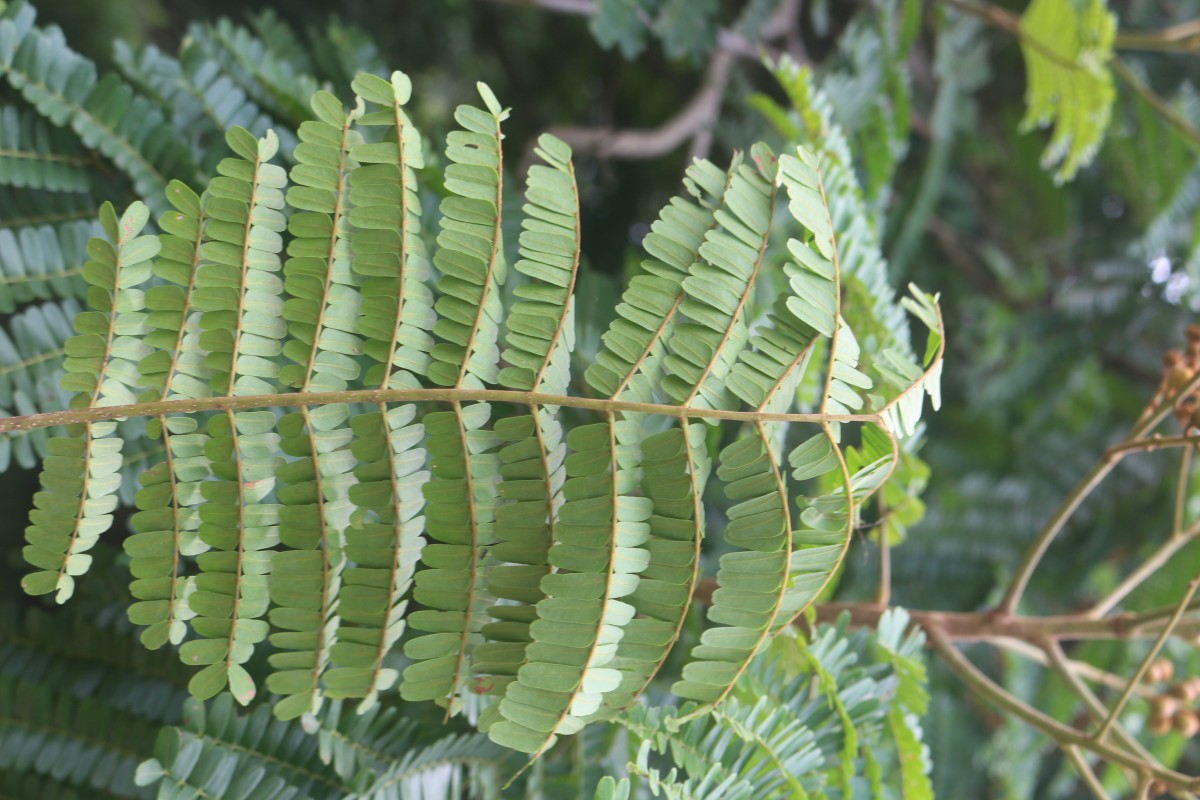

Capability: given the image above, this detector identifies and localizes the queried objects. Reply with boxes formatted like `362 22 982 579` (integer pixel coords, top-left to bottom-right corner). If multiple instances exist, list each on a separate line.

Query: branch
813 602 1200 642
1115 18 1200 54
1095 574 1200 742
926 627 1200 793
941 0 1200 152
1040 640 1183 798
998 371 1200 615
495 0 804 162
1087 522 1200 619
1111 59 1200 150
1065 745 1113 800
547 49 735 160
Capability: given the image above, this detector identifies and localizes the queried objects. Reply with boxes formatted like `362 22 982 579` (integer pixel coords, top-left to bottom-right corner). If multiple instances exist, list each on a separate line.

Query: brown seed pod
1148 710 1173 736
1168 681 1195 701
1168 366 1196 393
1152 694 1179 719
1173 708 1200 737
1147 658 1175 684
1187 324 1200 343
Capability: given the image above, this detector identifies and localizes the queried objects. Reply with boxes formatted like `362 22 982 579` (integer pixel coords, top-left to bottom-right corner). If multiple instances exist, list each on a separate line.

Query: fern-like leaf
22 201 156 603
1018 0 1116 184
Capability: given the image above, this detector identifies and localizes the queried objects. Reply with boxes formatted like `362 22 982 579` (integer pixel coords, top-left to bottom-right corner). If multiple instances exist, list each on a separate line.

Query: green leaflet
349 70 432 392
23 200 156 604
488 417 651 757
0 674 160 797
267 91 362 721
0 218 91 314
401 402 500 713
182 127 288 705
592 423 708 718
664 146 779 411
194 127 287 398
585 157 732 401
327 404 427 709
135 693 507 800
185 16 320 129
113 35 284 177
478 137 580 695
428 82 509 389
184 408 281 704
1018 0 1115 184
329 71 433 711
671 426 791 716
127 180 210 650
6 70 948 768
774 150 873 419
473 409 567 695
498 133 580 394
0 301 78 471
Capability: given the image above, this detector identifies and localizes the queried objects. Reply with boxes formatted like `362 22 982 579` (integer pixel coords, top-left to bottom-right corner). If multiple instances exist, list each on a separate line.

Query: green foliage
1018 0 1117 184
5 50 942 788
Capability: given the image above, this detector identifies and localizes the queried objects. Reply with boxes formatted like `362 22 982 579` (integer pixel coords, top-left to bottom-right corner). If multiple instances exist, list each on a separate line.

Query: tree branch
548 49 735 160
999 371 1200 615
494 0 804 162
926 627 1200 793
813 602 1200 642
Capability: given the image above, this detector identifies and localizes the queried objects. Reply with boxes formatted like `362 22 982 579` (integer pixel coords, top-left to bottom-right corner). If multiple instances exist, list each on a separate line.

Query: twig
1041 639 1175 795
875 511 892 607
1065 745 1114 800
1087 521 1200 618
814 602 1199 642
999 638 1155 699
497 0 803 163
1115 18 1200 53
1095 574 1200 742
999 371 1200 615
546 49 735 160
1112 59 1200 150
926 627 1200 792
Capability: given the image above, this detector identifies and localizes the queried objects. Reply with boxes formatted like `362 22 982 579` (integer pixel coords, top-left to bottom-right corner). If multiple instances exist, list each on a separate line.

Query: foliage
1017 0 1117 184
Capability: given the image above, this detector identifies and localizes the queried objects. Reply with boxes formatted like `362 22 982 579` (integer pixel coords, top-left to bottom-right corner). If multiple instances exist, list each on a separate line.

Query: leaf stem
0 387 882 434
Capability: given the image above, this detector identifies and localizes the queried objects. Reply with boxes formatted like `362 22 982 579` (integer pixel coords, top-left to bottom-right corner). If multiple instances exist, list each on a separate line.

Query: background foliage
1 0 1199 797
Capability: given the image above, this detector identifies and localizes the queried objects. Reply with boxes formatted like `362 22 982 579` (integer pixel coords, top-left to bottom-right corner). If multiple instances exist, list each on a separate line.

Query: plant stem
999 375 1200 615
1065 745 1113 800
1095 575 1200 742
814 602 1191 641
1112 59 1200 150
0 387 880 434
1087 519 1200 618
926 627 1200 792
1041 639 1169 792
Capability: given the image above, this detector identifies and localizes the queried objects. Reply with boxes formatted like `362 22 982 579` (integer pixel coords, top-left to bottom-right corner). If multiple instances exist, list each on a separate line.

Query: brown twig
813 601 1200 642
547 49 736 161
1111 59 1200 150
926 627 1200 793
1115 18 1200 54
494 0 804 164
